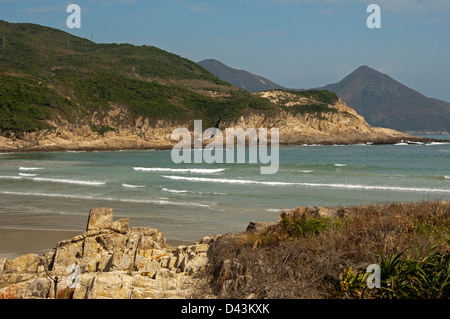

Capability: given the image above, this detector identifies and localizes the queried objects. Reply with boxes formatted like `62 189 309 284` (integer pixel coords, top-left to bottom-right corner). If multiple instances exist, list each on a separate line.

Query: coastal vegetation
194 200 450 299
279 89 340 105
0 19 353 137
0 74 71 134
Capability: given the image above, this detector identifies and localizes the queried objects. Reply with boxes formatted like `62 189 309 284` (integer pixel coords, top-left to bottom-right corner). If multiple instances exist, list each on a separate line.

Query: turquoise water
0 137 449 242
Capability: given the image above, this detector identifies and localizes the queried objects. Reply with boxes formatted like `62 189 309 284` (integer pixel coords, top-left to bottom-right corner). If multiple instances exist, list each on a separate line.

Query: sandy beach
0 228 81 260
0 227 194 260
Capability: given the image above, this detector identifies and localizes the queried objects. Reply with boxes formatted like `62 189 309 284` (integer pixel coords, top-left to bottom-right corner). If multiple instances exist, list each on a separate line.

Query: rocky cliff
0 91 424 153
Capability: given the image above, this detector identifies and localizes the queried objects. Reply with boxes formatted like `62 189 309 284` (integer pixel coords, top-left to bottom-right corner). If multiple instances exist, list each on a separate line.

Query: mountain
0 20 422 152
318 66 450 134
198 59 286 92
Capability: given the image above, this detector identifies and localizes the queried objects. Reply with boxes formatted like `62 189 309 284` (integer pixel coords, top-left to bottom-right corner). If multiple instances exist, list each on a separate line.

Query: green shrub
275 89 339 105
338 240 450 299
280 211 329 237
288 103 339 116
377 241 450 299
0 75 70 133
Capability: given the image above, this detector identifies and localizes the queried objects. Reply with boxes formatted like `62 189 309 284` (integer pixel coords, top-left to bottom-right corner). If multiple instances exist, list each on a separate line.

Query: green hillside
0 20 339 137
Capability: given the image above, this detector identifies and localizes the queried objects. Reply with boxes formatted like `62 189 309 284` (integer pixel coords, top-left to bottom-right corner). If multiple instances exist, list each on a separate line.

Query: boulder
246 221 276 233
3 254 42 274
89 273 134 299
0 284 17 299
86 207 113 231
52 240 83 275
0 277 51 299
20 278 51 299
0 258 6 273
111 218 129 234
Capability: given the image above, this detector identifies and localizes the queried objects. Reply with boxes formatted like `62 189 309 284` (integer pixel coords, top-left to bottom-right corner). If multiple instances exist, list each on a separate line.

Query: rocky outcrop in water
0 207 210 299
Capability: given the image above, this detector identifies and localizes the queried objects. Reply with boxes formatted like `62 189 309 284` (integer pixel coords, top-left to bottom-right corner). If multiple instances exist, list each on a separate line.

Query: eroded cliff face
0 91 413 152
214 91 412 146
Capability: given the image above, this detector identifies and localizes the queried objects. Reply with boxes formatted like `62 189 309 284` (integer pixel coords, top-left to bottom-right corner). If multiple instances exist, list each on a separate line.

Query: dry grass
192 201 450 299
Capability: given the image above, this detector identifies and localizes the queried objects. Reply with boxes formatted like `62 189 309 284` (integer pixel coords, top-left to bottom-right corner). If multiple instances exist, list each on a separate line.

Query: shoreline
0 136 448 154
0 227 194 260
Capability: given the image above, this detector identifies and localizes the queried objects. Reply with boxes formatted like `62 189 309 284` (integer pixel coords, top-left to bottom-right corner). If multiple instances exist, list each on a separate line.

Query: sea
0 135 449 242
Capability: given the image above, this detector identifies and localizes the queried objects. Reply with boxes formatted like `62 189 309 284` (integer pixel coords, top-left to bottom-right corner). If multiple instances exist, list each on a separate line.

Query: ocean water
0 137 449 242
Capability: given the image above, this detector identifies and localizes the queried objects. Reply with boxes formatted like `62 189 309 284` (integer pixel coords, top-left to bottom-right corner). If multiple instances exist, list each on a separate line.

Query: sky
1 0 450 101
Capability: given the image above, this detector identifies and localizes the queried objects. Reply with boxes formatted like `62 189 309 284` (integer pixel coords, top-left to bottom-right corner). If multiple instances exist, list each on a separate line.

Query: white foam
162 187 226 196
162 175 450 193
162 175 291 186
394 143 408 146
19 173 37 177
292 170 313 173
426 142 450 145
1 191 96 200
114 198 212 207
133 167 225 174
19 167 43 171
0 175 23 180
0 191 212 208
407 141 423 145
1 175 104 186
122 183 146 188
445 176 450 180
207 191 227 196
162 187 189 194
31 177 106 186
334 164 346 167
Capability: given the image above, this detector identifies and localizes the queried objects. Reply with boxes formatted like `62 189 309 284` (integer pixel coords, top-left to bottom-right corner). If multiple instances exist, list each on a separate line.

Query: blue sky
1 0 450 101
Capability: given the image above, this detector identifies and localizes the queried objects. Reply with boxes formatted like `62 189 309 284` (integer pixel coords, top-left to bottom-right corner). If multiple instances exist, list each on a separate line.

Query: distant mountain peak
318 66 450 134
355 65 372 71
197 59 286 92
345 65 388 81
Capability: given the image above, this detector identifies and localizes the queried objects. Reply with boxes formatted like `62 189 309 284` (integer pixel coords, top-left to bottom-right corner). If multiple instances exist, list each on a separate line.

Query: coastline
0 135 448 154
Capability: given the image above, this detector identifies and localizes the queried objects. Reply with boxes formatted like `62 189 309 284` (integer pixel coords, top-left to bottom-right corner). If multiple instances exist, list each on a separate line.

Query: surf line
171 120 279 174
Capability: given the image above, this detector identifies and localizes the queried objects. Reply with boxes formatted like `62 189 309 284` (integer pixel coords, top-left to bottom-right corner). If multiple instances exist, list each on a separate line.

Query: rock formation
0 94 430 153
0 207 210 299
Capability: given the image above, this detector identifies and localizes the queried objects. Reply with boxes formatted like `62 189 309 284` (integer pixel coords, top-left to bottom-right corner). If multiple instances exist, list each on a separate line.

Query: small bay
0 136 449 242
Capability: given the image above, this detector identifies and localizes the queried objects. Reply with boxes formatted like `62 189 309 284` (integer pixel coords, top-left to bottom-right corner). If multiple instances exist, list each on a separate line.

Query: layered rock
0 207 210 299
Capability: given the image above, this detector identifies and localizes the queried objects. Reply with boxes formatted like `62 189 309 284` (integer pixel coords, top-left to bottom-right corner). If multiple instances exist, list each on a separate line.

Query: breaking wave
0 175 105 186
133 167 225 174
0 191 212 208
18 173 37 177
122 183 146 188
162 187 227 196
161 175 450 193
